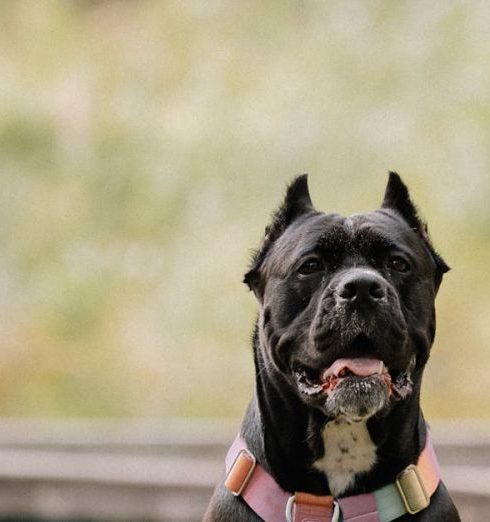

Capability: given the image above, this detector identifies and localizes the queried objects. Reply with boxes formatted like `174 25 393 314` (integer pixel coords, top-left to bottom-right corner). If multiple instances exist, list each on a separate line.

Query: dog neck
241 329 428 497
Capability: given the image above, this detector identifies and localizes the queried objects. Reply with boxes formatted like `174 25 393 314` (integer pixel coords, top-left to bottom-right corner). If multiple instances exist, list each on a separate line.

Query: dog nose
337 272 387 303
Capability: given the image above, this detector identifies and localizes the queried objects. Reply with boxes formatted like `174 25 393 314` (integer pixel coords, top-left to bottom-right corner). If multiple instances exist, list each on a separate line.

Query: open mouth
293 356 415 401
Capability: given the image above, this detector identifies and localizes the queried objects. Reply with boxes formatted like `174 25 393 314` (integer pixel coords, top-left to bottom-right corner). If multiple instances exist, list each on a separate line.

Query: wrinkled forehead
266 209 428 273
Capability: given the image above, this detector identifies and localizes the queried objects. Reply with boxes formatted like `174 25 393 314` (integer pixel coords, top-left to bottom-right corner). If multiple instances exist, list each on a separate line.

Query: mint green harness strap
374 484 407 522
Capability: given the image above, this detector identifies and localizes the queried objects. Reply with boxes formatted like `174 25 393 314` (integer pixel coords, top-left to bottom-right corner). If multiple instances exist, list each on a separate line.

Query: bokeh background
1 1 489 424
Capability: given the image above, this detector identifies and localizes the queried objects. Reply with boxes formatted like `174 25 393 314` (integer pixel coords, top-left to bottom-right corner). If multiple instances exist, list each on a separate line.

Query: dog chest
313 418 377 497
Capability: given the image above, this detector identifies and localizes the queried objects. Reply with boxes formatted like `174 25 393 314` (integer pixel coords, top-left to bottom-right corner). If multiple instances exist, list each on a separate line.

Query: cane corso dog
205 173 460 521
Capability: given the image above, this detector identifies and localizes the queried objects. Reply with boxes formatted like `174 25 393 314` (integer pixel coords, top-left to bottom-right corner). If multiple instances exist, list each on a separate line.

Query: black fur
205 174 459 521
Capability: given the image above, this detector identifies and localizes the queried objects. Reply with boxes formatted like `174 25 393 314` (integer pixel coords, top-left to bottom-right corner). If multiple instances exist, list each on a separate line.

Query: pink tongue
322 358 383 379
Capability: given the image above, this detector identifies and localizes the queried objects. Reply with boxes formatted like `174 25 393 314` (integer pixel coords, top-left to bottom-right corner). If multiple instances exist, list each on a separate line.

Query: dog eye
388 256 410 273
298 258 324 276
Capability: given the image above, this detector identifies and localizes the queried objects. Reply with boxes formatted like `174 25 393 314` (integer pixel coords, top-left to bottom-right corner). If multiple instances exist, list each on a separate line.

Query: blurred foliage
0 1 489 419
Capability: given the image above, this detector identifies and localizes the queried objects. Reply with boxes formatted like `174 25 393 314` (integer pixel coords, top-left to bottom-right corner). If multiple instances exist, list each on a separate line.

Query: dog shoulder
203 483 262 522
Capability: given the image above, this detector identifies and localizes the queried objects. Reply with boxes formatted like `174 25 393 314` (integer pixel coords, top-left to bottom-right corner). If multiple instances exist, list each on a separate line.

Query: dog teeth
378 361 384 374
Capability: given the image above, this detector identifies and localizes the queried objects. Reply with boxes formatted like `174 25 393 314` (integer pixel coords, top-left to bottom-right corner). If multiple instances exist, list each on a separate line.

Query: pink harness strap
224 433 440 522
337 493 379 521
225 436 291 522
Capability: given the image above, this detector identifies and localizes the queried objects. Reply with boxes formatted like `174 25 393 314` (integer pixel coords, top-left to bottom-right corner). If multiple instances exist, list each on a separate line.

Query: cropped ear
382 171 423 231
263 173 314 243
382 171 450 293
244 174 315 294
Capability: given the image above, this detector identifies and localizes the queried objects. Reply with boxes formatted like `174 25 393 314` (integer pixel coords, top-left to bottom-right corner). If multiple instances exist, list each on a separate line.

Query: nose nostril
369 282 385 299
338 281 357 299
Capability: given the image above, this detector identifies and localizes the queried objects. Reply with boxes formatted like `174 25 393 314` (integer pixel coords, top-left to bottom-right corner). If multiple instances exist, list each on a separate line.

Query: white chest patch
313 418 377 496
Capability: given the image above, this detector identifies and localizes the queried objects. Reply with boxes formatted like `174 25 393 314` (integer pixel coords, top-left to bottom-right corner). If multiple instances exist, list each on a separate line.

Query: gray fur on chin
324 375 391 420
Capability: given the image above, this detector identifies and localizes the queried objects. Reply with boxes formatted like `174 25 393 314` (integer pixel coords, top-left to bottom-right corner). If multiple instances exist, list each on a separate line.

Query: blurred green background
0 0 488 420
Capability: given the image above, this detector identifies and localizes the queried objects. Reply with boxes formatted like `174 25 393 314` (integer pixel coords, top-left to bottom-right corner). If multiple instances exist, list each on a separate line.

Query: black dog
205 173 460 521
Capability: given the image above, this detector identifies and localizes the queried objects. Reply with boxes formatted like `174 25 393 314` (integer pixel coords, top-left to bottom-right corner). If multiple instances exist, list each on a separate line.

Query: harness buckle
396 464 430 514
285 495 340 522
224 448 256 496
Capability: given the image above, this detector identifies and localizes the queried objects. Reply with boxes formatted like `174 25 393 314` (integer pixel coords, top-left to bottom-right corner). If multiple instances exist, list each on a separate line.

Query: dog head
244 173 449 421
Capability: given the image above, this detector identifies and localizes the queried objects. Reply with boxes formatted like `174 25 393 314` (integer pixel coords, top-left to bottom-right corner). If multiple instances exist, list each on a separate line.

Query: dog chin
322 375 390 421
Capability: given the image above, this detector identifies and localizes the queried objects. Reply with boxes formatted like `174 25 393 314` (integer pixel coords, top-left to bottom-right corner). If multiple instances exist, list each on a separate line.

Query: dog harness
224 433 441 522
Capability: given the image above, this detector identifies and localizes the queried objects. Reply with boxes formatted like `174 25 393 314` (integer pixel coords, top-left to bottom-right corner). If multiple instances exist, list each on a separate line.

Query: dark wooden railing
0 418 487 521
